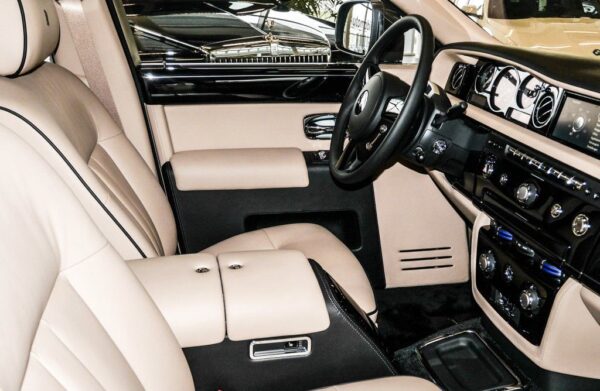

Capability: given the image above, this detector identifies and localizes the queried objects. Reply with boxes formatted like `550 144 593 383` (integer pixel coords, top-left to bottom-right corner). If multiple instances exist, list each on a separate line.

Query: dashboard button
550 203 563 218
572 214 591 237
482 155 496 178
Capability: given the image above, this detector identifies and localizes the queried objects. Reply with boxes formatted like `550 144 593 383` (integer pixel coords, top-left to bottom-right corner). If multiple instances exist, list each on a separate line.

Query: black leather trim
0 107 147 258
11 0 28 77
439 42 600 94
183 262 396 391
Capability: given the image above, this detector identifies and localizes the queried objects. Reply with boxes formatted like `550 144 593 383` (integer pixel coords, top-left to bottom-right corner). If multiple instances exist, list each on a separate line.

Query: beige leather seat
0 0 375 316
0 124 439 390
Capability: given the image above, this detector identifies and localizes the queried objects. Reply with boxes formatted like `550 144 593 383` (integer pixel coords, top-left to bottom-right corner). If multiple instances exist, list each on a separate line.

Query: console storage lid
219 249 330 341
128 253 225 348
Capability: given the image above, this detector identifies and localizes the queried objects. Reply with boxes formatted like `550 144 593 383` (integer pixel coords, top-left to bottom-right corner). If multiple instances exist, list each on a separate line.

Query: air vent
398 246 454 271
532 93 556 129
451 65 467 91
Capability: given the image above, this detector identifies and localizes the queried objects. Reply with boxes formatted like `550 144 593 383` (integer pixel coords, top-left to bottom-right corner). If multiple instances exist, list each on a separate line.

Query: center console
129 249 396 391
449 128 600 345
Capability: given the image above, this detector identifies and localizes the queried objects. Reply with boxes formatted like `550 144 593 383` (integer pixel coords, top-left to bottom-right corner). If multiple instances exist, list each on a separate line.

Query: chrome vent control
532 93 556 129
478 250 496 275
519 286 541 312
515 181 539 206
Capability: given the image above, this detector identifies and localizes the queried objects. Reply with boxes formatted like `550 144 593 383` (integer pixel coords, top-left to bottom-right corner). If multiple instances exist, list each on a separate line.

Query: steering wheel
329 15 434 185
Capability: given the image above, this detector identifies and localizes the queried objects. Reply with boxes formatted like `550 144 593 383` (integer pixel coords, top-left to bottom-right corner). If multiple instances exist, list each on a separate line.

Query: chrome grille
212 55 329 63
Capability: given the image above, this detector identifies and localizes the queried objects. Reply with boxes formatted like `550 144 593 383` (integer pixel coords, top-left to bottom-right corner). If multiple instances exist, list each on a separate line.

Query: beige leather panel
0 127 193 391
316 376 439 391
428 170 480 222
129 253 226 348
204 223 376 315
471 212 600 379
0 0 59 77
153 103 339 162
218 250 330 341
374 164 470 288
171 148 309 191
0 63 177 259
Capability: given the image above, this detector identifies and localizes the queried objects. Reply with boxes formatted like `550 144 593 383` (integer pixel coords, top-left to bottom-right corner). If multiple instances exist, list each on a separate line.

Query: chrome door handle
304 114 336 140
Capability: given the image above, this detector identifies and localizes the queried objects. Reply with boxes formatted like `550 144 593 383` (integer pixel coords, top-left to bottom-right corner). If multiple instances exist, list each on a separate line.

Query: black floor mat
375 283 480 351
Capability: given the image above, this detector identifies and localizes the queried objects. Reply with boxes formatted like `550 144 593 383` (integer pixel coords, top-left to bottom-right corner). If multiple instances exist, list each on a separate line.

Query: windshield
450 0 600 59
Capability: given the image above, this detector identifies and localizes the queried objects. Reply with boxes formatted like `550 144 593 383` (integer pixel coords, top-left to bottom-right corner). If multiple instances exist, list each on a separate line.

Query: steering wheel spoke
336 139 362 171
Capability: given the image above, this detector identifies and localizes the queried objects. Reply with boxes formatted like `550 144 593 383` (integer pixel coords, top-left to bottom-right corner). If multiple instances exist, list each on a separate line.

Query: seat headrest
0 0 59 77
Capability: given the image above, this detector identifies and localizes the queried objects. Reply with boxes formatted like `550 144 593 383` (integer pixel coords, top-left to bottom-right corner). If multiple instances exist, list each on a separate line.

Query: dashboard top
440 43 600 164
441 42 600 95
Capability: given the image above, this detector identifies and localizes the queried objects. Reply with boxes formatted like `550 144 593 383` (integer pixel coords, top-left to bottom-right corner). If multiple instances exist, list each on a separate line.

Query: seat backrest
0 0 177 260
0 124 194 390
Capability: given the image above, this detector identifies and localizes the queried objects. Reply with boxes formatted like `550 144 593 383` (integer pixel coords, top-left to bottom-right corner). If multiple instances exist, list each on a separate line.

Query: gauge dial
518 75 544 110
475 63 495 94
490 67 520 113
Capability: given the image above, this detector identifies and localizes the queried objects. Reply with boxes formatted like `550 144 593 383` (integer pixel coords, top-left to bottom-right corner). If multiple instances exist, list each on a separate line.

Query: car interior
1 0 600 390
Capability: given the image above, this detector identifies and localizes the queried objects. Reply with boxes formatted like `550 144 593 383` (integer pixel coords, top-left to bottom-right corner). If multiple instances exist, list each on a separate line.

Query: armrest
128 253 225 348
169 148 309 191
218 250 330 341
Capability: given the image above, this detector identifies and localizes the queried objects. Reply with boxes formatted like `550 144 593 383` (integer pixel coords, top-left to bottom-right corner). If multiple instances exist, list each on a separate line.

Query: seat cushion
203 223 376 316
317 376 439 390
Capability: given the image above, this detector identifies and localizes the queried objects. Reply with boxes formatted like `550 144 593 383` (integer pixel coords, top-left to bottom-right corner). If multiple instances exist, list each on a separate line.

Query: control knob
572 115 586 133
519 286 541 312
515 181 539 206
478 250 496 274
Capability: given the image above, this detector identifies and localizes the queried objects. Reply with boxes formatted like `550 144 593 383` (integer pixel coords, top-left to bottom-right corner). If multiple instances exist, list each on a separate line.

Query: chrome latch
249 337 311 361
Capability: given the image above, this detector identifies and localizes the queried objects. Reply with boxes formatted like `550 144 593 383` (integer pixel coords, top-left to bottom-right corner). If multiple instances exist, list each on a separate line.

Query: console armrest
128 253 225 348
170 148 309 191
219 249 330 341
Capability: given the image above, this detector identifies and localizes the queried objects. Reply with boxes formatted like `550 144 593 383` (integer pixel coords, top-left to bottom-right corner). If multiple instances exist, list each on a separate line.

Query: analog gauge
518 75 544 110
475 63 495 94
490 67 520 113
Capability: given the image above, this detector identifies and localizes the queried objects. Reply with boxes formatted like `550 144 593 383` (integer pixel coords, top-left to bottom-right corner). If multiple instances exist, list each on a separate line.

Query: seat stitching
315 270 397 375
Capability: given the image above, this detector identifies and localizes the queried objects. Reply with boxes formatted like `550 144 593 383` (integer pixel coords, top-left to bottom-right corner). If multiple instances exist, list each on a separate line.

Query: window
449 0 600 60
125 0 349 64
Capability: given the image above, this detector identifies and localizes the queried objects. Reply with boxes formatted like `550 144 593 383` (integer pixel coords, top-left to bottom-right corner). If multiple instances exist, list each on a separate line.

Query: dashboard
446 60 600 161
422 45 600 355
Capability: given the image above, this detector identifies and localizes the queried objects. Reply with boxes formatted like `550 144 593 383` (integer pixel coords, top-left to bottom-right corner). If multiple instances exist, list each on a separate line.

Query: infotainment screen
552 97 600 156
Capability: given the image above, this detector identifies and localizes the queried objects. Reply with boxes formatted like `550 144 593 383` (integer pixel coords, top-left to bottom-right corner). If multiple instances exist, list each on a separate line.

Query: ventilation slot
451 65 467 91
398 246 453 271
532 93 555 129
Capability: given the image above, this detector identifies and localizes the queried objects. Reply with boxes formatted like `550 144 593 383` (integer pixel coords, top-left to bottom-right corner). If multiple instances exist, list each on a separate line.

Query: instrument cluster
446 61 562 132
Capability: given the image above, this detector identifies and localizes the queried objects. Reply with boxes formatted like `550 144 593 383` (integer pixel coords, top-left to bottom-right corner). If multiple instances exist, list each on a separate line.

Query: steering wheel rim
329 15 434 185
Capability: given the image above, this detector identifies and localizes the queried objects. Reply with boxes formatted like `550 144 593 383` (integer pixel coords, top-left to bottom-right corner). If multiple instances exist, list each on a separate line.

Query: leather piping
12 0 28 77
0 107 147 258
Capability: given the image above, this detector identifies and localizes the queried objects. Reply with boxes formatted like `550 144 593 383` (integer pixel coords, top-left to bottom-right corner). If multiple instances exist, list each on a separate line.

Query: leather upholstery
0 0 59 77
128 253 226 348
317 376 439 390
0 125 194 391
170 148 309 191
0 0 375 316
205 224 377 316
218 250 330 341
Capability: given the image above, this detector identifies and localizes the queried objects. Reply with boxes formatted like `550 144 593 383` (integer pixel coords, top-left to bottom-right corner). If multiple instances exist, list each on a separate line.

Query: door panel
163 155 386 288
147 103 339 163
